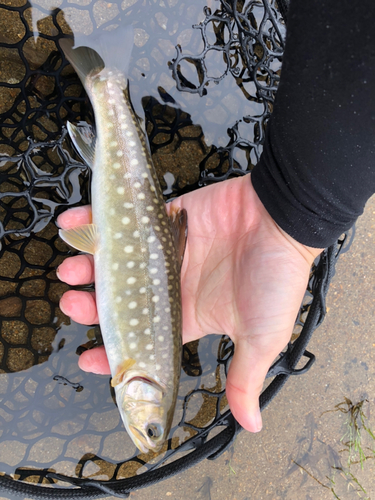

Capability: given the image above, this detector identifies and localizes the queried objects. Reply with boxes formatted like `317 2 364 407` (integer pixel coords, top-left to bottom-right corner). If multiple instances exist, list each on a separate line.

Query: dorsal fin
169 208 188 269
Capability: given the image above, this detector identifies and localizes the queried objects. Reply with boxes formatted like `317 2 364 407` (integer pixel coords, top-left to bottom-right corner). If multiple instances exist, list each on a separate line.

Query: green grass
293 397 374 499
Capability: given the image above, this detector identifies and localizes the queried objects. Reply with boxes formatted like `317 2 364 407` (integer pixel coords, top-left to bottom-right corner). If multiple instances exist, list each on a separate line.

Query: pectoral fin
169 208 188 269
59 224 98 254
111 358 136 387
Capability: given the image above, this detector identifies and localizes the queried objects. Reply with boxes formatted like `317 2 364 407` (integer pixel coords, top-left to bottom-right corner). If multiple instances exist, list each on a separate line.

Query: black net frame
0 0 348 497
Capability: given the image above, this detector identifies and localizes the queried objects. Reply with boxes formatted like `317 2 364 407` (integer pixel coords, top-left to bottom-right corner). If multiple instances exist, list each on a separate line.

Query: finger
225 335 287 432
60 290 99 325
57 254 95 285
78 346 111 375
57 205 92 229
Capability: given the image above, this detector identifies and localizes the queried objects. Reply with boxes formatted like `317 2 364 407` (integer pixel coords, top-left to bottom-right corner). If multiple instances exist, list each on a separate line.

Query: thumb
225 335 287 432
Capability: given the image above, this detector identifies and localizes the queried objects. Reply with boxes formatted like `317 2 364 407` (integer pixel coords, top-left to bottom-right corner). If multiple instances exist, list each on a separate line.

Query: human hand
57 175 323 432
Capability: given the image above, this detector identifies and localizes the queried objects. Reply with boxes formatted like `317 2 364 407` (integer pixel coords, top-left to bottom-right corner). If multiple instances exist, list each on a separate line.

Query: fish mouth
130 425 164 454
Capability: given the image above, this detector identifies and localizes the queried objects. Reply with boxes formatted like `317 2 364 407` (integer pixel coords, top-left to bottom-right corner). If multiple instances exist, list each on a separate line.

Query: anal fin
67 121 96 167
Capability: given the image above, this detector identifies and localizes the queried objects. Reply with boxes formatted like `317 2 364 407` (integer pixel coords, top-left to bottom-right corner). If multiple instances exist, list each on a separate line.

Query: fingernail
253 408 262 432
56 266 61 280
59 296 67 315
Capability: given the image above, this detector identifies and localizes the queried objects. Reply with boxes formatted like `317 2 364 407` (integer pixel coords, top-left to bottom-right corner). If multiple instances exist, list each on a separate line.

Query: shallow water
0 0 374 499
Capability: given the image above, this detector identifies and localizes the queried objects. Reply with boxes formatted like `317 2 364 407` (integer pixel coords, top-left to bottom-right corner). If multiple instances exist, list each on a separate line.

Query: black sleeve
251 0 375 248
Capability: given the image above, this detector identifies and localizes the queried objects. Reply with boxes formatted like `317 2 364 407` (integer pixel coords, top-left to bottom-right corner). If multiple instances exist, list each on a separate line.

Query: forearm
252 0 375 248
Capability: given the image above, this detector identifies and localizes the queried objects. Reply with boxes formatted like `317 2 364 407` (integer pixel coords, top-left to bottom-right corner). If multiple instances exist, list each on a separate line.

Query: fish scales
90 69 181 387
59 30 186 453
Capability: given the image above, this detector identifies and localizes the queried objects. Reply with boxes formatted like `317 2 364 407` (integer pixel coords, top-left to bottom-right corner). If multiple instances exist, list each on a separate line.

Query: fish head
116 374 173 454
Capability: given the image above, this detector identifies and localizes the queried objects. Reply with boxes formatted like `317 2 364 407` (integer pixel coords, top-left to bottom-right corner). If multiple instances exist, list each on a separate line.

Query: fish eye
146 423 163 440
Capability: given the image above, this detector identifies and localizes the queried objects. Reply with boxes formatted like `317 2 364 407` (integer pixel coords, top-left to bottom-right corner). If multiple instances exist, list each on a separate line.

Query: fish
58 24 187 454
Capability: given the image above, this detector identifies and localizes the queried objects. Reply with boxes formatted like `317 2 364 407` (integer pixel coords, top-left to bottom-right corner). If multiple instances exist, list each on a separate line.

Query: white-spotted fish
58 25 187 454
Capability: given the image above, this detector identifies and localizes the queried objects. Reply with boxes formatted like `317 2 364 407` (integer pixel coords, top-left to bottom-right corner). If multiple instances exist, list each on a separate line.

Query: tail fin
59 23 134 87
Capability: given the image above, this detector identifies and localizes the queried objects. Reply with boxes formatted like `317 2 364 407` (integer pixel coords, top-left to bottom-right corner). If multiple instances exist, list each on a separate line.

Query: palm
58 175 321 432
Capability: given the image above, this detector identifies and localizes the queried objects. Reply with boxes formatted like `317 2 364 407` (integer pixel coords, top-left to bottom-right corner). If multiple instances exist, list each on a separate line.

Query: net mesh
0 0 344 497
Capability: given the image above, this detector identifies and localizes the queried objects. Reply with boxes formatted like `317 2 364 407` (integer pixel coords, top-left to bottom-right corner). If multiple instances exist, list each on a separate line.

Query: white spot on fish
129 342 137 349
137 193 145 200
129 319 139 326
128 301 137 309
128 332 135 337
139 362 146 368
126 290 131 295
139 287 146 293
142 308 149 315
147 236 156 243
146 206 154 211
134 182 141 189
124 245 133 253
126 131 133 137
127 261 135 268
162 353 168 359
156 364 161 370
114 232 122 239
127 276 136 284
154 226 161 231
144 328 150 334
150 253 158 259
165 307 171 313
116 151 123 157
152 295 159 303
153 279 160 285
150 186 156 192
141 216 149 224
157 244 163 250
153 316 160 323
115 296 122 303
142 173 148 179
124 202 134 208
112 263 119 271
140 262 147 269
117 187 125 195
149 354 155 360
108 122 114 128
129 141 136 147
130 158 138 166
121 123 128 130
146 344 153 350
133 231 140 238
120 114 126 120
122 217 130 225
108 110 114 116
163 326 168 331
150 268 158 274
158 336 164 342
124 172 131 179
